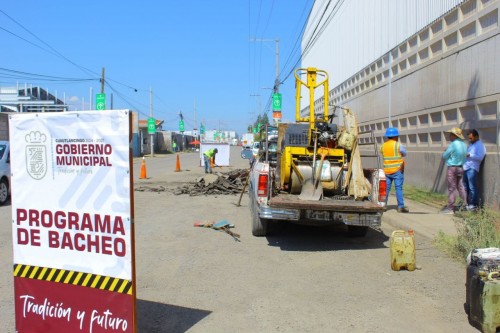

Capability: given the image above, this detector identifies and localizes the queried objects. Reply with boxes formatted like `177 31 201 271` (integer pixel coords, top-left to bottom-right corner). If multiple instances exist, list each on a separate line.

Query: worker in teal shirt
203 148 218 174
441 127 467 214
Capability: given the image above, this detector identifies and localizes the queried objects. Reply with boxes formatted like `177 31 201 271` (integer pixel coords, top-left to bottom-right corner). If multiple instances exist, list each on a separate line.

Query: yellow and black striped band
13 264 132 295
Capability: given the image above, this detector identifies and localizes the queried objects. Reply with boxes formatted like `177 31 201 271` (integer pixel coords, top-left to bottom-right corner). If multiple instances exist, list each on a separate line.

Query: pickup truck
244 134 386 237
243 68 387 237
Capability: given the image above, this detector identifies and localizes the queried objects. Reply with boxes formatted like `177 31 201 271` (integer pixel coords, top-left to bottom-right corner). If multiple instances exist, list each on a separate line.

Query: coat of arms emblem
25 131 47 180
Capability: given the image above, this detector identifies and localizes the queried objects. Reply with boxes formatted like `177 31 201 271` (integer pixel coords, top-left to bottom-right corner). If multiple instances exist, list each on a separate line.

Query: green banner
96 93 106 110
147 118 156 134
272 93 282 111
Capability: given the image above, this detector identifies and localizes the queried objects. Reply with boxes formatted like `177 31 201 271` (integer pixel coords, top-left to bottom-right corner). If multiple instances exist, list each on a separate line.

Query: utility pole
150 87 154 157
250 38 280 93
100 68 105 93
89 87 93 110
194 98 198 141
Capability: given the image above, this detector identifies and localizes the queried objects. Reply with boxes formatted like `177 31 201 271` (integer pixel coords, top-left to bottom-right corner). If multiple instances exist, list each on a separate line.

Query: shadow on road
137 299 211 333
265 223 389 251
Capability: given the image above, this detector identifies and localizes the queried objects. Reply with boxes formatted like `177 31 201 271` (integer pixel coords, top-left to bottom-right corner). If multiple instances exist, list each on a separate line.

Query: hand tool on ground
235 170 250 206
220 226 241 242
194 220 239 241
193 221 214 228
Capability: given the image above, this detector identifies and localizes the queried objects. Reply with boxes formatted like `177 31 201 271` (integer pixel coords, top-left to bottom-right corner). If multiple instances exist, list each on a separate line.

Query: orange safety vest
381 140 404 175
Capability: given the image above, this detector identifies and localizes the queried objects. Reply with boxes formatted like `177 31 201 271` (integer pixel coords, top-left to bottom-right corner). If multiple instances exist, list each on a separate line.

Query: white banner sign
10 110 132 280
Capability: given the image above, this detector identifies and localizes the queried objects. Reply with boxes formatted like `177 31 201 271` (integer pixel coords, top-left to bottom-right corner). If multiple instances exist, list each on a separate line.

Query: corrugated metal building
302 0 500 207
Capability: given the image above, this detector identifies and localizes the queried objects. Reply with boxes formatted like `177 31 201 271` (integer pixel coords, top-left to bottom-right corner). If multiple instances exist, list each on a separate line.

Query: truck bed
269 193 385 213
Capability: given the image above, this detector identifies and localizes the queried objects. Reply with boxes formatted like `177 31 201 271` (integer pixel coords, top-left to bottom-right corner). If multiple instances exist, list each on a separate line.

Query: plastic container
465 248 500 333
390 230 416 271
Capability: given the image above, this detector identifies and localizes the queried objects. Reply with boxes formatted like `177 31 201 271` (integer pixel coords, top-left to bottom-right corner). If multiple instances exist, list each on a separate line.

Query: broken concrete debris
133 169 249 196
173 169 249 196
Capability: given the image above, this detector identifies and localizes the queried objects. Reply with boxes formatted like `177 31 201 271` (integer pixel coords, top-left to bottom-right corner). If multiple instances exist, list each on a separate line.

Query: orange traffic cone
175 154 181 172
139 157 147 179
210 157 215 168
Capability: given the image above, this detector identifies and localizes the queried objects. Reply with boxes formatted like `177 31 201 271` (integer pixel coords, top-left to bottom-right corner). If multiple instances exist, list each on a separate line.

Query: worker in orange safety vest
380 127 409 213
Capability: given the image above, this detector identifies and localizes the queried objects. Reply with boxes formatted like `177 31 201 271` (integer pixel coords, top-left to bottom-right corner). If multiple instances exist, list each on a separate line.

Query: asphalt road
0 146 476 332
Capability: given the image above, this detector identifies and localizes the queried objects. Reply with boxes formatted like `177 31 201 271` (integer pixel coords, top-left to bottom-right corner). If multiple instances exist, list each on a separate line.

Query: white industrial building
302 0 500 207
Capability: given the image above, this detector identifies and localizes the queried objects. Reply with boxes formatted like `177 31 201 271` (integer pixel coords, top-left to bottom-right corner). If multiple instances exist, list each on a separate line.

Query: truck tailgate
269 194 385 213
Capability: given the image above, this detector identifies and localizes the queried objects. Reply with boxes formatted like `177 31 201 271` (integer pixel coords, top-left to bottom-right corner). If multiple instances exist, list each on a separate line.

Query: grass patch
403 185 448 208
402 186 500 261
434 208 500 262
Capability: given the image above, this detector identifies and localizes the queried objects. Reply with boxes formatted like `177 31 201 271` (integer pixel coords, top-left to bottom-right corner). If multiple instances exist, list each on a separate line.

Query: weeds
434 208 500 262
401 185 499 262
403 185 448 208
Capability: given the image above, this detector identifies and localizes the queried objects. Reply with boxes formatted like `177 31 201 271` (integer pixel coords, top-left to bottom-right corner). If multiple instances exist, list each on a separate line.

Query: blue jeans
386 170 405 208
204 155 212 173
463 168 479 206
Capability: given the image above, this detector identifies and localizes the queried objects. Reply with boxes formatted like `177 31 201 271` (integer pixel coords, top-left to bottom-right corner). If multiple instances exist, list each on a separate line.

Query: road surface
0 146 475 332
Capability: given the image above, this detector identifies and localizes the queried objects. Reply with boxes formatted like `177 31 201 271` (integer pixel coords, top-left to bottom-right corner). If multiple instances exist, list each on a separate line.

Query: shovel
299 147 329 201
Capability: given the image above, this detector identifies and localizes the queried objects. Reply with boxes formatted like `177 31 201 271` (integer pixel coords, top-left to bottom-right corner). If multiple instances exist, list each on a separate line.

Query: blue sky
0 1 313 136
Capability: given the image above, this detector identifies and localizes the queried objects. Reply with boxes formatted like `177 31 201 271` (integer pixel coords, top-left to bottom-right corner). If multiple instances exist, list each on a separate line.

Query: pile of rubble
173 169 249 196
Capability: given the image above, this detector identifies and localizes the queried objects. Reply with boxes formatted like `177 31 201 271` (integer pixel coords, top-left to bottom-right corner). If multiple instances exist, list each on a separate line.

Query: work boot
397 207 409 213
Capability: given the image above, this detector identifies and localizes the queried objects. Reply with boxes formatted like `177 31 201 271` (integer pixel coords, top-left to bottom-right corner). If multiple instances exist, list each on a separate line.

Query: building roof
138 119 164 129
0 86 68 112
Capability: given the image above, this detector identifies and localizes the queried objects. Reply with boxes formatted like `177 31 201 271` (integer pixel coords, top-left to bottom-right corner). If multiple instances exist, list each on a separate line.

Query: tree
247 113 271 140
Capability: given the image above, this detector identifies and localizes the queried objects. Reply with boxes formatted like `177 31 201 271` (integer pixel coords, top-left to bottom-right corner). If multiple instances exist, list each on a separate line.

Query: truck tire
250 194 268 236
0 178 8 205
347 225 368 237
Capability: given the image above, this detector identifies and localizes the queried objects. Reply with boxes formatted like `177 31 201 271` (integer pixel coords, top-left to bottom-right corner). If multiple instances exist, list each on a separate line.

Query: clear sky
0 1 313 136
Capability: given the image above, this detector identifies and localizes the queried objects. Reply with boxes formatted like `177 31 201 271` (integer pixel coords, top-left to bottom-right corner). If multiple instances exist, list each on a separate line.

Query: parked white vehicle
251 141 260 157
241 133 254 149
0 141 10 205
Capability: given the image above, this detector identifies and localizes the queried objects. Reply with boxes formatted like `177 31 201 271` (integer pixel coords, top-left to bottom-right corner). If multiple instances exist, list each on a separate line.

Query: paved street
0 146 476 332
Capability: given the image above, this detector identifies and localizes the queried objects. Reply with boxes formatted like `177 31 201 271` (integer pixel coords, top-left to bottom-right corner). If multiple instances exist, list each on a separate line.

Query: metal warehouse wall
303 0 466 90
303 0 500 207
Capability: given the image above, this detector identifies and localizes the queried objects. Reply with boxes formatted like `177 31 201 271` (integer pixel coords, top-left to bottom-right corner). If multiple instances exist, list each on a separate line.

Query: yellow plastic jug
390 230 416 271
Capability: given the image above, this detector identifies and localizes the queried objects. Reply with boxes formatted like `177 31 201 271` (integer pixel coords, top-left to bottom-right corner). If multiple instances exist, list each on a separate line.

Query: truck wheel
0 178 9 205
250 195 267 236
347 226 368 237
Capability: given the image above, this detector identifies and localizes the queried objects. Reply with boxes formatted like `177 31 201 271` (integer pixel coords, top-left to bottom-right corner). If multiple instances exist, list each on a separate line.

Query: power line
0 9 95 78
0 9 142 93
0 67 96 82
259 0 276 38
279 1 315 82
280 0 346 85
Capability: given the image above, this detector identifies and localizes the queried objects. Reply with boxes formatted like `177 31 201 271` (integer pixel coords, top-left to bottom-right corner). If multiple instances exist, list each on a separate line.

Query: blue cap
385 127 399 137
